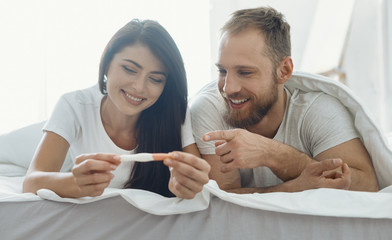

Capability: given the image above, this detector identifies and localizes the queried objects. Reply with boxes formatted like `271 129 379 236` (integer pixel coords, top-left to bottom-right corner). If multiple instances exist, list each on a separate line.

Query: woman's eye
123 66 136 73
150 77 164 84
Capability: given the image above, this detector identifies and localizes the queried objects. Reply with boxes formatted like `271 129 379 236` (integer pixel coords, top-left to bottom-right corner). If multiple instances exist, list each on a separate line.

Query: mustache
220 91 250 100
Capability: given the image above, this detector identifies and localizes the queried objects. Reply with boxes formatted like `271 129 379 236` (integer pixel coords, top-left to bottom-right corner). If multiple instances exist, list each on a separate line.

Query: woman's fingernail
110 164 117 170
165 159 172 165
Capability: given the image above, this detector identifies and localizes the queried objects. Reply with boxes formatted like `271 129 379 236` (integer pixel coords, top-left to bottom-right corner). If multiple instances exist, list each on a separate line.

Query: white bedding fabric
1 71 392 219
1 176 392 218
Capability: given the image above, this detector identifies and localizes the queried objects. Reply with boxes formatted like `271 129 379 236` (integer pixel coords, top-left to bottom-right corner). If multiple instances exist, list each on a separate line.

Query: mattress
1 177 392 240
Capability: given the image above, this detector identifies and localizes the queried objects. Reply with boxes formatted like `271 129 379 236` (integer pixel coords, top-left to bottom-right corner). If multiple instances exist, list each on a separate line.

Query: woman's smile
121 89 146 105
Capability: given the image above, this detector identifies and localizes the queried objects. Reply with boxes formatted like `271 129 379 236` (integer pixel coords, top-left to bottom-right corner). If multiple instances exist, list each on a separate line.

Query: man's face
216 29 279 128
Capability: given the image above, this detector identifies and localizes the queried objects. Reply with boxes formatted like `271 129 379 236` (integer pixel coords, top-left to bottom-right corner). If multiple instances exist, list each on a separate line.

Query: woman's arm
23 131 82 197
23 131 121 197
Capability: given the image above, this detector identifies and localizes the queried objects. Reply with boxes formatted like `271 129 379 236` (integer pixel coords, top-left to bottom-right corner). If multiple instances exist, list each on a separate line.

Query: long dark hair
98 19 187 197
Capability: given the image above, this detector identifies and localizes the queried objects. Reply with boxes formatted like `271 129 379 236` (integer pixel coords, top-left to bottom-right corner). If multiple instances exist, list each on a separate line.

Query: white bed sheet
1 176 392 219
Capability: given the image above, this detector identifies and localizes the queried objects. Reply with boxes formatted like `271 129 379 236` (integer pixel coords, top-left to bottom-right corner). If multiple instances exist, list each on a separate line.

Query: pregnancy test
120 153 171 162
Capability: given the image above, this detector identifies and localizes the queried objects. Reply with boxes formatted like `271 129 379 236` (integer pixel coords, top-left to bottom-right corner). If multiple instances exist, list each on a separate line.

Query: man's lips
227 97 250 109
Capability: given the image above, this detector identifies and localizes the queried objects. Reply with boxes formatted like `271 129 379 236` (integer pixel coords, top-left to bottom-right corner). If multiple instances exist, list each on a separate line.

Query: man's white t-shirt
44 84 195 188
190 80 359 188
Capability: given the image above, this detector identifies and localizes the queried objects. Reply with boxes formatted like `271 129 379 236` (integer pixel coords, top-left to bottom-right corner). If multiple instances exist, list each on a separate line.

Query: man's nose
222 72 241 95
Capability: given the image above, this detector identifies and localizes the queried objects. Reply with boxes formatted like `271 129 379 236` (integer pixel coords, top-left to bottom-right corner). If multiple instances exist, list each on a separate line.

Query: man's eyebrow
215 63 224 68
215 63 257 69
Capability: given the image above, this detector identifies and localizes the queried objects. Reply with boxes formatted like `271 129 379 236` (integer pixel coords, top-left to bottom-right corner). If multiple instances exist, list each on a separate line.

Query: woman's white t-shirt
44 84 195 188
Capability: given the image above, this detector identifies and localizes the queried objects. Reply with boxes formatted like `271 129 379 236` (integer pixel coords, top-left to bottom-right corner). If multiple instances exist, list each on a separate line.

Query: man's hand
203 129 274 173
227 158 351 194
292 158 351 191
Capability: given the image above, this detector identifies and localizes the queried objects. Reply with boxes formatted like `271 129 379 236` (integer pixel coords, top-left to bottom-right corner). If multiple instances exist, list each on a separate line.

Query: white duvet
1 176 392 218
1 71 392 219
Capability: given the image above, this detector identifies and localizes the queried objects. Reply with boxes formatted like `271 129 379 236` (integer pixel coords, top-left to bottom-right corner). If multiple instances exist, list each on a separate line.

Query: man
190 6 378 193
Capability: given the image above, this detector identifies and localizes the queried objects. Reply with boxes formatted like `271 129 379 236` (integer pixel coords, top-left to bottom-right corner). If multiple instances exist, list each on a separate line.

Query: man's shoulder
286 71 347 109
288 88 345 118
287 87 322 105
191 80 219 99
190 80 223 109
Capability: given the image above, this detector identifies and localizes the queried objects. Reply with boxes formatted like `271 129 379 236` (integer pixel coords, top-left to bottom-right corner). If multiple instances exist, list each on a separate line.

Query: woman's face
105 43 167 117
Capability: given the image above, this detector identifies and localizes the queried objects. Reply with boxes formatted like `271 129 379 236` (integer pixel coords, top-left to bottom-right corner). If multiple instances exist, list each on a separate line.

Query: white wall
385 0 392 132
342 0 390 132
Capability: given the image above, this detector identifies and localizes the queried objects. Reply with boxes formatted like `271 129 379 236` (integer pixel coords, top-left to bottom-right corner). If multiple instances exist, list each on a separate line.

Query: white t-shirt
190 79 359 188
44 84 195 188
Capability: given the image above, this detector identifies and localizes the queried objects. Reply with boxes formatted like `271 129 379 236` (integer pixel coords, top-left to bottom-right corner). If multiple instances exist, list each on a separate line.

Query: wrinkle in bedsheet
1 176 392 219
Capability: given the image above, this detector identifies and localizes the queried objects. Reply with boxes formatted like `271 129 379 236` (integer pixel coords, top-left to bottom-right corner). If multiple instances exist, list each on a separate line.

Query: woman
23 19 210 199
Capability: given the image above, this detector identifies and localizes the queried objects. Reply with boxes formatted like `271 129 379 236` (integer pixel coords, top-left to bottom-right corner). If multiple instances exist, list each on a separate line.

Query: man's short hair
221 7 291 69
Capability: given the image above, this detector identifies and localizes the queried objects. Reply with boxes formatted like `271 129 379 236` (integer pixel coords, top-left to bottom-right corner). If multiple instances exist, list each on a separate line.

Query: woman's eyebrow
150 71 167 77
123 59 142 69
123 59 167 77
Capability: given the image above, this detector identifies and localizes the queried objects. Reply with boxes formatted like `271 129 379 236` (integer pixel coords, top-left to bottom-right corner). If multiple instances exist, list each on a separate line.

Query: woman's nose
130 75 145 93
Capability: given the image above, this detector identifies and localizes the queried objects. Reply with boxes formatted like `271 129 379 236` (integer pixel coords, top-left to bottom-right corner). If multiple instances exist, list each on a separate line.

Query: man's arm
205 151 351 193
314 138 378 191
203 129 378 193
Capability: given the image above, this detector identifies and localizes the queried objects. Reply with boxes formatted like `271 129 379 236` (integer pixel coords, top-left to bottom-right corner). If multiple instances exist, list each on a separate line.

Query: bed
1 72 392 239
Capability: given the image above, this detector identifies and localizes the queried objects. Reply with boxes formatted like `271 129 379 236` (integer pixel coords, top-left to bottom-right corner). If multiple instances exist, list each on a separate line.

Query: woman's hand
71 153 121 197
164 151 210 199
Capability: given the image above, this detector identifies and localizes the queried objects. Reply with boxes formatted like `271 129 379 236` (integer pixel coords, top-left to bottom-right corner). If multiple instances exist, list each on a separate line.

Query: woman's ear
277 56 293 84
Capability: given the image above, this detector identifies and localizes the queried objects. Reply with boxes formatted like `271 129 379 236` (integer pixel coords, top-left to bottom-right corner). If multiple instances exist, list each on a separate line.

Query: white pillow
0 121 73 176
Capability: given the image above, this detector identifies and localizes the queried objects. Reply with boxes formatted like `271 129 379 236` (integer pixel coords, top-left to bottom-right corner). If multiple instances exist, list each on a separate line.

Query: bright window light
0 0 211 133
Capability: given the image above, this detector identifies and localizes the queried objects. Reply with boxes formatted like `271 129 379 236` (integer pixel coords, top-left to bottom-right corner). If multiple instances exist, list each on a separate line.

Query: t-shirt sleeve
43 94 80 144
302 94 360 157
190 92 229 155
181 107 196 148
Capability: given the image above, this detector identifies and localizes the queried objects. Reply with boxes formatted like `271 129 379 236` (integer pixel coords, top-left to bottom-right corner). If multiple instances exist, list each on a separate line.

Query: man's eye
240 71 252 75
123 66 136 73
218 69 227 75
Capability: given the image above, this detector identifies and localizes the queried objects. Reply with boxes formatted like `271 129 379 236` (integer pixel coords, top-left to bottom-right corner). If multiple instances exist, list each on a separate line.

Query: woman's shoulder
61 84 103 106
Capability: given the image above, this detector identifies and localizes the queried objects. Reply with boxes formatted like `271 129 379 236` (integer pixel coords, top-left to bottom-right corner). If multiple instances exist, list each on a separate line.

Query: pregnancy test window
0 0 211 134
